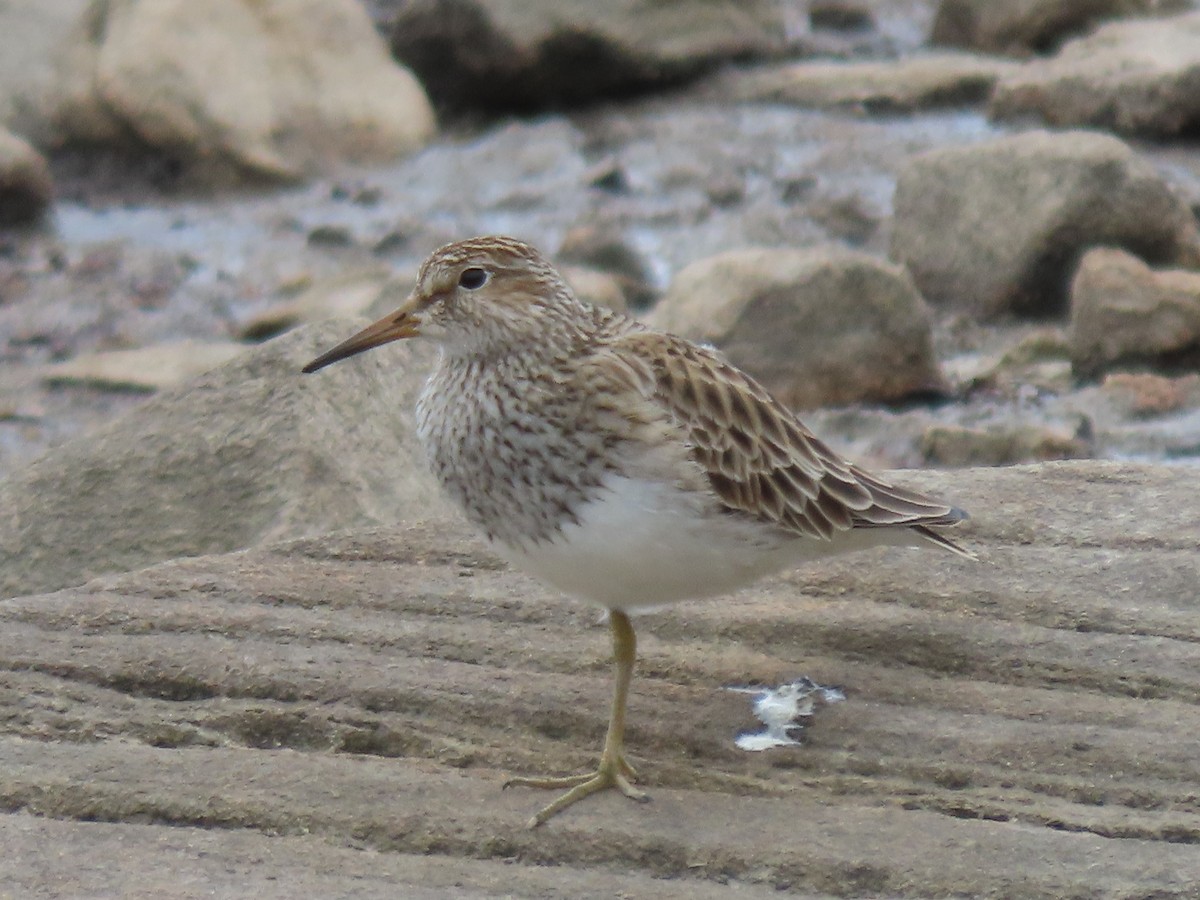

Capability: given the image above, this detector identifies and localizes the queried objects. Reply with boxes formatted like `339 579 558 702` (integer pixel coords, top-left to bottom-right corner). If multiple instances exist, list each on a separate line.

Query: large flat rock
1 461 1198 897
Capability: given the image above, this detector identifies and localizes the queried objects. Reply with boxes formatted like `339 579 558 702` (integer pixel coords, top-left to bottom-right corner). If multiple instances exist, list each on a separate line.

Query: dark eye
458 267 489 290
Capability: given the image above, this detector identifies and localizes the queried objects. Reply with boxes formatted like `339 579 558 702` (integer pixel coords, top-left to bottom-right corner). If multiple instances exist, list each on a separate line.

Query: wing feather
608 330 969 554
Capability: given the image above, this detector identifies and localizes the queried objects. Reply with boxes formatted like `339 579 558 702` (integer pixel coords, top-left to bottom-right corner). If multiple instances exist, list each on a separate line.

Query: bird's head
302 236 581 373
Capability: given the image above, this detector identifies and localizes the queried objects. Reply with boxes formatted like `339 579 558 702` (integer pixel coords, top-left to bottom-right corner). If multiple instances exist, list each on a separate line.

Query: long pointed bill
301 306 421 373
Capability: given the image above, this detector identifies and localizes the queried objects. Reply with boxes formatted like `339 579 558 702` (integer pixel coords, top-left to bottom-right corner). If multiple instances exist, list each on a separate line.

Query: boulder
711 52 1017 113
384 0 795 111
990 12 1200 138
889 130 1200 319
0 128 52 226
930 0 1188 55
1069 247 1200 379
651 247 946 409
0 0 436 183
0 320 447 599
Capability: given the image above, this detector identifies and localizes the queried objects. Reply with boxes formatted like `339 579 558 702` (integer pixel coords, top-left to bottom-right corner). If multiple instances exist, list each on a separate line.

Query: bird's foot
504 753 647 828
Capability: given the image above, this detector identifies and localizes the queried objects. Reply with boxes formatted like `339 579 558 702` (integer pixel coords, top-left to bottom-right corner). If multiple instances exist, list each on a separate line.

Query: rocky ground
3 463 1199 897
3 0 1200 897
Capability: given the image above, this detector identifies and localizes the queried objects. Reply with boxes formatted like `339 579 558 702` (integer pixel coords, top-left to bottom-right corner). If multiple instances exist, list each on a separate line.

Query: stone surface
990 12 1200 138
0 0 436 182
2 461 1199 896
385 0 795 111
1101 371 1200 417
557 225 656 310
890 130 1200 319
41 341 247 392
711 52 1017 112
1069 247 1200 379
560 265 629 314
0 0 93 143
651 247 946 409
0 320 447 599
0 127 52 226
930 0 1189 55
920 422 1091 466
237 268 404 341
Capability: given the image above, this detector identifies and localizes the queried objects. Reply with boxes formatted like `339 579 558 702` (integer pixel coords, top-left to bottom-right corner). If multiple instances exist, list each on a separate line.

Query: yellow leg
504 610 649 828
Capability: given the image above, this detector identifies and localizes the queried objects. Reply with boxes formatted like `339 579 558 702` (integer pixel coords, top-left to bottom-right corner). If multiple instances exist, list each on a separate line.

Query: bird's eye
458 267 489 290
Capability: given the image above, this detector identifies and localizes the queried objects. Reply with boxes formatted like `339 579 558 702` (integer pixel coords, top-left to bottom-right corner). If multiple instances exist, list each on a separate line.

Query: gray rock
651 246 946 409
1 461 1198 897
990 11 1200 138
0 320 447 599
1069 247 1200 379
930 0 1189 55
0 127 52 226
385 0 795 111
890 130 1200 319
710 52 1018 112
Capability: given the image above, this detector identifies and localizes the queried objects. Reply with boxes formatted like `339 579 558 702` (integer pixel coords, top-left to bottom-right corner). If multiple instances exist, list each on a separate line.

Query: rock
557 226 656 309
890 130 1200 319
237 268 403 341
42 341 247 392
385 0 794 111
0 128 52 226
0 0 93 143
930 0 1189 55
809 1 874 32
944 327 1074 395
1 461 1198 897
0 0 436 183
920 423 1091 466
990 12 1200 138
711 52 1017 112
1101 371 1200 417
0 320 447 599
560 266 628 314
1069 247 1200 379
651 247 946 409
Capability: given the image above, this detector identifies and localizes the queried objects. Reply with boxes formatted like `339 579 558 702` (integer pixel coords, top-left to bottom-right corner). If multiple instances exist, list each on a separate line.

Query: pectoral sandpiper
303 235 971 828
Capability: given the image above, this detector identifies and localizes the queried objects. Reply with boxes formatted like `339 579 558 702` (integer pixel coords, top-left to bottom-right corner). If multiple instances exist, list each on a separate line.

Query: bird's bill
301 305 421 373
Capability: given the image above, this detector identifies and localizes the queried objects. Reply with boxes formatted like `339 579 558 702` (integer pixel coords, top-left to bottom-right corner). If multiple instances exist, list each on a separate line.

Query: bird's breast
415 364 614 547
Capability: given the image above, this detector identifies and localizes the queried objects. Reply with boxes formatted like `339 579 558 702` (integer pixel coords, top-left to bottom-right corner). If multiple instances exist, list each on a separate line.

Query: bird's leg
504 610 649 828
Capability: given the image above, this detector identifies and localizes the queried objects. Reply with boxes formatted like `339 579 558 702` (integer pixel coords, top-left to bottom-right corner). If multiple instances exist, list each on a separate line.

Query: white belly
493 474 907 611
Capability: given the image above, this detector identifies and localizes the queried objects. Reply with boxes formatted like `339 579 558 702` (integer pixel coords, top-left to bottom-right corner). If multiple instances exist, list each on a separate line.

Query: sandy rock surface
991 11 1200 138
890 129 1200 318
651 246 945 409
2 461 1198 897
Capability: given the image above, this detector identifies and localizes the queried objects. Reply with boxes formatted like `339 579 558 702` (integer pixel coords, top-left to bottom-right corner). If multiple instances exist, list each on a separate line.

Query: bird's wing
605 330 969 549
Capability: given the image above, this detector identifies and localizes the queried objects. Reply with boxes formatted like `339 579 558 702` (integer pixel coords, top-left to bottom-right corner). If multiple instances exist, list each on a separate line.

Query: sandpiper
303 235 971 828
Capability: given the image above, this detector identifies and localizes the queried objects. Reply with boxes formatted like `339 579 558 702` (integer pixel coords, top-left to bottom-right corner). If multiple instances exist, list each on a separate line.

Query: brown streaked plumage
303 235 972 828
